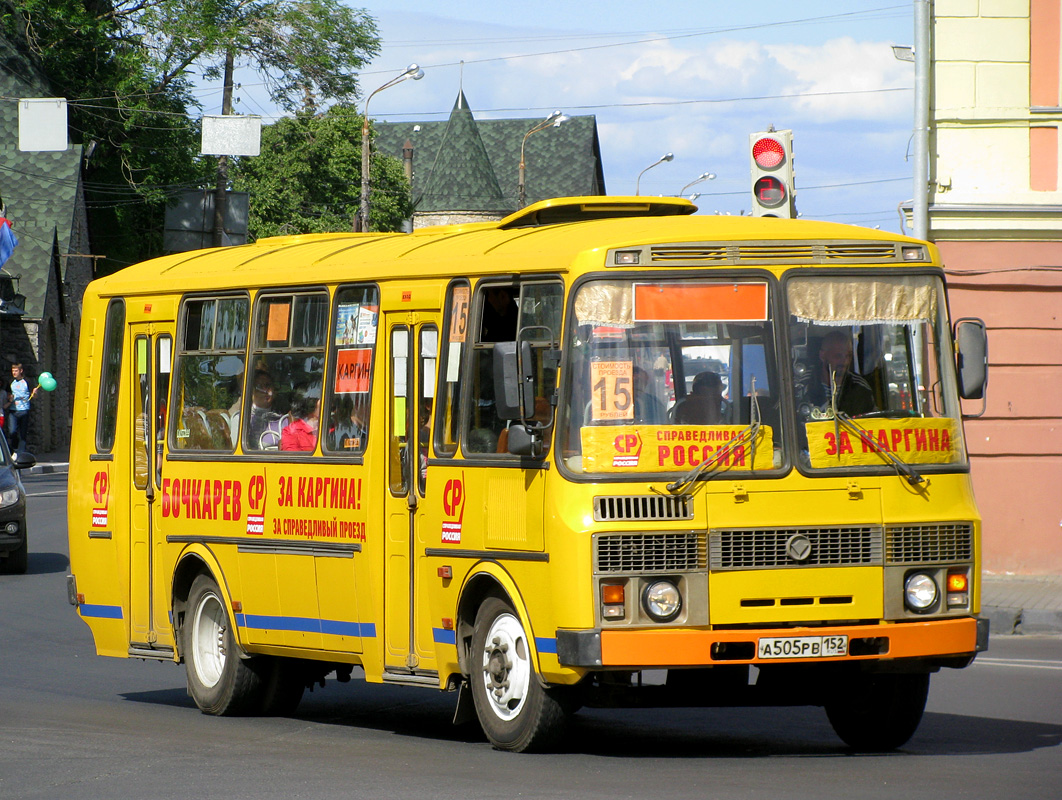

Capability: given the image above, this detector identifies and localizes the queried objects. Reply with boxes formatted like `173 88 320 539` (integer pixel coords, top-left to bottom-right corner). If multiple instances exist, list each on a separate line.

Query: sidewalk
23 445 1062 635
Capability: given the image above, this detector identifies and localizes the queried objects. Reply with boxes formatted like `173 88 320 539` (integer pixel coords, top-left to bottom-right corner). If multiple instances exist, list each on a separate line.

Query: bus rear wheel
825 671 930 751
470 597 566 752
183 573 266 716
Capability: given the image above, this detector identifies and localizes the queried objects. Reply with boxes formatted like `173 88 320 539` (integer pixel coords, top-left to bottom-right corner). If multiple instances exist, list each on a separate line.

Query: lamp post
635 152 674 195
358 63 424 232
680 171 716 197
518 110 569 208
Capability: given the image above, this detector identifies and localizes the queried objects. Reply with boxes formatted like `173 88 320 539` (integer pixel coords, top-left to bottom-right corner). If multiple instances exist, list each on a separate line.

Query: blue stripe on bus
236 614 376 638
433 627 457 645
535 637 557 655
79 604 124 620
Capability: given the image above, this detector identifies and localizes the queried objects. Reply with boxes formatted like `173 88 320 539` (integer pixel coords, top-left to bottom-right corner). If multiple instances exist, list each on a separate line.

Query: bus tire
183 573 263 716
470 596 565 752
825 671 930 751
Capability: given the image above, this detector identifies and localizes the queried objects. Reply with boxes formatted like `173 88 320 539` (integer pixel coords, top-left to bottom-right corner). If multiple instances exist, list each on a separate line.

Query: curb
982 605 1062 636
27 463 68 476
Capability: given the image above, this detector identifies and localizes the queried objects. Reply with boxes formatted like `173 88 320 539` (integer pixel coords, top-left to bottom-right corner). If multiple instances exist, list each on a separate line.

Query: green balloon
38 373 56 392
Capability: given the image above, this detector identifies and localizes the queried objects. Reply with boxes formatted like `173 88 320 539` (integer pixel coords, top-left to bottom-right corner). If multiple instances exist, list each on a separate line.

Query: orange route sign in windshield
590 360 634 421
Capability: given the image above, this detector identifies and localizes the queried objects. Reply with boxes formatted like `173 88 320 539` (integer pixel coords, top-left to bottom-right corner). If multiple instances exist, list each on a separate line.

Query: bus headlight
642 580 681 622
904 572 938 612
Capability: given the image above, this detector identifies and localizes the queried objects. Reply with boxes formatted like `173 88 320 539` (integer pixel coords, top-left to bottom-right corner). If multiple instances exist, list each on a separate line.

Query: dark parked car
0 435 34 574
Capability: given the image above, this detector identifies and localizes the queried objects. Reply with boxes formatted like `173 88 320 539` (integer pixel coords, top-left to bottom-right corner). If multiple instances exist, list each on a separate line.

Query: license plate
757 635 848 659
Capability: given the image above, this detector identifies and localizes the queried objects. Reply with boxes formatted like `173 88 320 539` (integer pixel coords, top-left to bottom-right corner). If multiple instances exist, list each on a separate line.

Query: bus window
466 280 561 455
434 281 469 457
246 291 328 453
96 298 125 453
418 326 437 493
172 296 248 452
323 285 378 456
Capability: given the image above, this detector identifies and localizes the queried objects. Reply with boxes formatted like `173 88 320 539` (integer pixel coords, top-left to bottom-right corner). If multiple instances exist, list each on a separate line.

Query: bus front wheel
470 597 566 752
825 671 930 751
183 573 264 716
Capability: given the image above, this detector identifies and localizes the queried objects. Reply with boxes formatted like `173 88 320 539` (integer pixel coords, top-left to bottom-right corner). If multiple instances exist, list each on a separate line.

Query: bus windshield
788 273 966 472
561 273 966 476
562 277 782 475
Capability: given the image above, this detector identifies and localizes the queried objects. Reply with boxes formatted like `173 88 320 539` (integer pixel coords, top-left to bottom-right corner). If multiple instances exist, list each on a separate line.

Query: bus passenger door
382 313 439 674
128 326 173 650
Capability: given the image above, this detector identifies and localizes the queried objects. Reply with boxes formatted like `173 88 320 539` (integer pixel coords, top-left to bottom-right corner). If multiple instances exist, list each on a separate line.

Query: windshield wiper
826 367 925 485
834 411 925 486
667 387 763 495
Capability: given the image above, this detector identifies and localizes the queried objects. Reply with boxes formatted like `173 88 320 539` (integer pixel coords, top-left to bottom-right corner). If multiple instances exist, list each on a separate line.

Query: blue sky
199 2 918 232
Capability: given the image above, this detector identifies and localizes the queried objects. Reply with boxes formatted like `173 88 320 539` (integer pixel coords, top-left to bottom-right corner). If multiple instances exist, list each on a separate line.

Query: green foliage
0 0 382 271
231 105 412 238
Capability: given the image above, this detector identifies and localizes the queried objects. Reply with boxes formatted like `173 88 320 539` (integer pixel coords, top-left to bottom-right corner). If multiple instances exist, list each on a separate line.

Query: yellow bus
67 196 989 752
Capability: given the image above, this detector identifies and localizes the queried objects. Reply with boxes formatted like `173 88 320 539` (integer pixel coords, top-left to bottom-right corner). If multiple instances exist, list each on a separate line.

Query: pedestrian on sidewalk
8 363 38 454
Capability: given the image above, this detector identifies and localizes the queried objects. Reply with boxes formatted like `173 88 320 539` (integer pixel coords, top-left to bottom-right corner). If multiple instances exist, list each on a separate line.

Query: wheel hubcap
480 613 530 721
191 591 227 688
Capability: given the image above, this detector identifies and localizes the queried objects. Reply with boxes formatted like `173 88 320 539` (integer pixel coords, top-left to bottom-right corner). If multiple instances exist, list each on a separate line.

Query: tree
0 1 386 271
230 105 412 239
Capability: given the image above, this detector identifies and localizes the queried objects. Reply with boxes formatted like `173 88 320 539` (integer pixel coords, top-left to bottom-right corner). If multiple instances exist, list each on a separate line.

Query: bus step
128 645 175 661
382 669 440 687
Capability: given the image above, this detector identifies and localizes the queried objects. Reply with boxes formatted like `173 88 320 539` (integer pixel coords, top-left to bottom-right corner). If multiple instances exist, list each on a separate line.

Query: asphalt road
1 471 1060 800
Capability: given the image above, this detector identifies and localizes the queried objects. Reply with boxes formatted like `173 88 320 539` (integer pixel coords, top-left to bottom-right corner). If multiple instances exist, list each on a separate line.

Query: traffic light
750 129 795 218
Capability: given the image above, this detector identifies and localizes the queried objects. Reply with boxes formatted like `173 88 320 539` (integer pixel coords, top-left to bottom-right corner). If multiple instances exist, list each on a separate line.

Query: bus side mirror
954 317 988 401
493 340 534 420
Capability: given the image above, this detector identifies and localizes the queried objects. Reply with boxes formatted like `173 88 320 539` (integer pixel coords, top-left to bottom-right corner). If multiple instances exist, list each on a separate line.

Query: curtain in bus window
572 281 634 327
788 276 938 325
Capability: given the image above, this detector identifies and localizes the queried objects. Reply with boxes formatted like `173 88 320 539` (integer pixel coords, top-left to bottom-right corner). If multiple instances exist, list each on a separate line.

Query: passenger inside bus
330 395 369 451
280 383 320 452
673 370 725 425
800 330 876 417
237 368 283 450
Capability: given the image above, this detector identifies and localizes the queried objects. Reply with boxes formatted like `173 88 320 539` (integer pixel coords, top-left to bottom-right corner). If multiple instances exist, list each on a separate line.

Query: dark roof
375 91 605 213
0 36 83 317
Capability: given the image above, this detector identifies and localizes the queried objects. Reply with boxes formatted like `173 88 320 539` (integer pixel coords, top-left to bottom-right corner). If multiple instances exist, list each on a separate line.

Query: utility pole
913 0 930 241
212 50 235 248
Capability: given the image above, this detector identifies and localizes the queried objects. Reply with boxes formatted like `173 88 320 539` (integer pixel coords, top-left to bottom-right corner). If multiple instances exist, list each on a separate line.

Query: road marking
975 657 1062 671
25 490 68 497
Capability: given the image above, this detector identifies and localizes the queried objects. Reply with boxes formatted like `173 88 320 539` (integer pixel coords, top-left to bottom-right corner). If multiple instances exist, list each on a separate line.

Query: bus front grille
885 522 974 564
594 494 693 522
709 526 883 569
594 532 707 573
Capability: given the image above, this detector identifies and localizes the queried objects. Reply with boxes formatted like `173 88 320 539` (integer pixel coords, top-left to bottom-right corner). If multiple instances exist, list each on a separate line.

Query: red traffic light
752 137 786 169
754 176 787 207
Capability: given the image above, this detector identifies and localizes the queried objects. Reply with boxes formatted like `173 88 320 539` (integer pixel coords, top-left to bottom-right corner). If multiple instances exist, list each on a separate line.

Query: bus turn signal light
602 584 625 619
947 572 968 593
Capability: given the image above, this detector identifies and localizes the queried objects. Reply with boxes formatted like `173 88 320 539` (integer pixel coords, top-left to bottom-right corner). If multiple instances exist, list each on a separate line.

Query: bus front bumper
556 617 988 669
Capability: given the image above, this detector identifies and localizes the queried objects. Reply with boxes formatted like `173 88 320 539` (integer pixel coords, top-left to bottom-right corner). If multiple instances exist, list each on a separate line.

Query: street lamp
635 152 674 195
518 110 569 208
680 171 716 196
359 63 424 232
